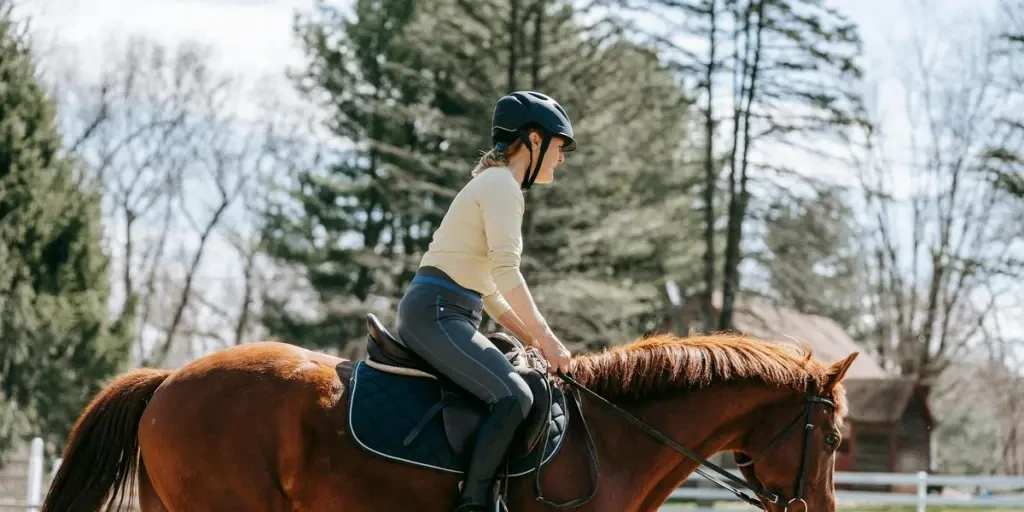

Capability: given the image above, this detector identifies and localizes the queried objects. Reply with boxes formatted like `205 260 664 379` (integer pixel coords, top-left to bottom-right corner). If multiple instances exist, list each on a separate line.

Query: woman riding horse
38 91 862 512
395 91 575 511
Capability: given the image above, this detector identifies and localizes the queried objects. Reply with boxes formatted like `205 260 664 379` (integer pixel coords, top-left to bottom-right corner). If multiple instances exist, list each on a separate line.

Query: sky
16 0 1004 187
15 0 1001 96
11 0 1022 358
22 0 313 78
18 0 1008 203
19 0 1003 196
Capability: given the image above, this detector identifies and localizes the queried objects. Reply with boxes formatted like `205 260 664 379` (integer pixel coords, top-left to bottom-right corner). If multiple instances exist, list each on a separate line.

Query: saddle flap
440 390 485 454
438 370 554 462
512 367 552 455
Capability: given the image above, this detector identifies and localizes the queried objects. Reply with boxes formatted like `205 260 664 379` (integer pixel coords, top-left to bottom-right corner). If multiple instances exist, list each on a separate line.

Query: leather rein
523 370 836 511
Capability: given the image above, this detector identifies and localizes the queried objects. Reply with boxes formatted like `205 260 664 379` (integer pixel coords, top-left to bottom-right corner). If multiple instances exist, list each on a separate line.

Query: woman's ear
527 130 542 147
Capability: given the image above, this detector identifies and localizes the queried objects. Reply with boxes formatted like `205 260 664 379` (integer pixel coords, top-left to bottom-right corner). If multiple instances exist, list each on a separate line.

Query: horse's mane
569 332 847 417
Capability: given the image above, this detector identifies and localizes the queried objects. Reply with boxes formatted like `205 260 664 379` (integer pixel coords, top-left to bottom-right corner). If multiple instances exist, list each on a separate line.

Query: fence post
26 437 44 512
916 470 927 512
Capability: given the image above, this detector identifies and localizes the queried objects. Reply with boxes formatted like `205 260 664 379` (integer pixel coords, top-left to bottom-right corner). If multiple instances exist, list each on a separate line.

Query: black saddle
364 313 555 459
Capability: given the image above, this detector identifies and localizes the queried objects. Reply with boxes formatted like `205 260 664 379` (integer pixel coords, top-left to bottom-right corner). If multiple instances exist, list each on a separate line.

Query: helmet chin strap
519 128 552 192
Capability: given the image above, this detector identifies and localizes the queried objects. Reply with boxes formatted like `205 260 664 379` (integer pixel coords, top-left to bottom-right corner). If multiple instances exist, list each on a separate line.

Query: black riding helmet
491 91 576 191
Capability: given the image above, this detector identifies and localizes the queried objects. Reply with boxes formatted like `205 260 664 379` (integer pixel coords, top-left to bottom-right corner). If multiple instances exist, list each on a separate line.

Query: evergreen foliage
260 0 698 352
0 0 133 459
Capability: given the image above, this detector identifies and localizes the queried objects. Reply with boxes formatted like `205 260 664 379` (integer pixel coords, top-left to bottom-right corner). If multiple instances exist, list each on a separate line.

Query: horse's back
141 341 349 433
137 341 357 511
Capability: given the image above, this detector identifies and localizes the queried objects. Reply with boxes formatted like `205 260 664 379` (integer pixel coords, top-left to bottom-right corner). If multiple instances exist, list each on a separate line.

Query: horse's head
567 334 862 511
732 351 858 512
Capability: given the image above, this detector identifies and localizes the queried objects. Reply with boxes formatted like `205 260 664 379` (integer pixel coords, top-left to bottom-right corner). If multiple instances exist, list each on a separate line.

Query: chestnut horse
41 331 857 512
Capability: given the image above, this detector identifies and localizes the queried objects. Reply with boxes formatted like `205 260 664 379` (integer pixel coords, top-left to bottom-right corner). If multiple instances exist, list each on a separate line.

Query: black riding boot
452 396 526 512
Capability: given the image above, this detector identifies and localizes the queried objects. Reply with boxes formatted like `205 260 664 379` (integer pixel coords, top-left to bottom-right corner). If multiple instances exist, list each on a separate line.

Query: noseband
536 373 836 511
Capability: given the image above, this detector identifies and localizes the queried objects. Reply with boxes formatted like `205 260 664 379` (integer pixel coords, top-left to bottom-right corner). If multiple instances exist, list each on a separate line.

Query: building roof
730 302 887 379
663 293 938 427
842 378 934 425
674 293 888 379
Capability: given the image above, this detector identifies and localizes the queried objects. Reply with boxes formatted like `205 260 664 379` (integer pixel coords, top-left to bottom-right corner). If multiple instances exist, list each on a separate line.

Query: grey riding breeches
395 266 534 418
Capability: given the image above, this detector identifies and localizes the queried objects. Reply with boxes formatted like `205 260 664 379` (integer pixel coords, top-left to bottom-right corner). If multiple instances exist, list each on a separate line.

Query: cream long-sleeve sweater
419 166 525 320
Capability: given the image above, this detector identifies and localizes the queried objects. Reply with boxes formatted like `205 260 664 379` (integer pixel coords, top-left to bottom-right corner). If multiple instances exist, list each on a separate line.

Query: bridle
733 378 836 510
527 373 836 511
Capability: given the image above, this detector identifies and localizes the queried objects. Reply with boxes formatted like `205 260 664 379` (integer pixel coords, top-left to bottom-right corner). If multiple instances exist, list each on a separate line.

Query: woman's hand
537 330 571 375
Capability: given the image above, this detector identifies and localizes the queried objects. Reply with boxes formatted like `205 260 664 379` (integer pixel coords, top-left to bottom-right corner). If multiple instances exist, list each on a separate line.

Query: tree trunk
700 0 719 334
508 0 520 92
719 0 764 332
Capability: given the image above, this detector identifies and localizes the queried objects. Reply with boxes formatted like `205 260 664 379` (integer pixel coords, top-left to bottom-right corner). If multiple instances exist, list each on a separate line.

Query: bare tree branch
53 34 290 367
848 4 1024 386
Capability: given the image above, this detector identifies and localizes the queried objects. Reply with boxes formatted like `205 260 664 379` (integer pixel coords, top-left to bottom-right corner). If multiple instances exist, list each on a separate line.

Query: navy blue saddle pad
347 360 569 476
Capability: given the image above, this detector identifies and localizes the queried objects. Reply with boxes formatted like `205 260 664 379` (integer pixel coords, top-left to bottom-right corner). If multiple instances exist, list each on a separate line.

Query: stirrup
451 498 500 512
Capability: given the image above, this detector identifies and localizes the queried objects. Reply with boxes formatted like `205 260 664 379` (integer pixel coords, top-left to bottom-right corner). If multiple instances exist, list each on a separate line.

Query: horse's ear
823 352 859 390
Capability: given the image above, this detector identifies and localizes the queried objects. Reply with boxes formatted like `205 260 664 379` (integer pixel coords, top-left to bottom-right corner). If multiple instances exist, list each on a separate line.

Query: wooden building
659 292 934 483
838 378 934 478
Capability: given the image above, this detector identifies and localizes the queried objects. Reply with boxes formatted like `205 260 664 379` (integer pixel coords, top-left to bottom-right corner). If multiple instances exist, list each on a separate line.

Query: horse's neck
585 381 791 511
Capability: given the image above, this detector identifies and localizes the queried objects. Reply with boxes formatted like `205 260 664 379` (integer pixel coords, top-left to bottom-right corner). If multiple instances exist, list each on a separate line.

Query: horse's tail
41 368 173 512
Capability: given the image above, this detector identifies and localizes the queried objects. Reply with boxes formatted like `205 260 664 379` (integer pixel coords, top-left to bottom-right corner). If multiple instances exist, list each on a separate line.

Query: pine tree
714 0 867 331
619 0 868 332
760 186 867 332
413 0 702 348
263 0 701 353
0 1 133 459
261 0 468 353
519 40 700 349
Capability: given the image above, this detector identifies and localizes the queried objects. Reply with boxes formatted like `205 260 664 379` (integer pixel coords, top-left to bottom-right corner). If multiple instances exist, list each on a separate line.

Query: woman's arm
478 175 571 373
499 280 553 342
502 281 572 374
482 281 557 348
478 181 551 344
493 308 537 348
482 289 541 347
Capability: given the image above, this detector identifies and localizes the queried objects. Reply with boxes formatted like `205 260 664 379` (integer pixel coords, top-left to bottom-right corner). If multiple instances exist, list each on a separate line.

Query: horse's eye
824 433 840 447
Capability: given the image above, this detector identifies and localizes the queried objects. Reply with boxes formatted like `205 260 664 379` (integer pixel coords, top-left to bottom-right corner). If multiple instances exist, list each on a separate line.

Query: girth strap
404 395 452 447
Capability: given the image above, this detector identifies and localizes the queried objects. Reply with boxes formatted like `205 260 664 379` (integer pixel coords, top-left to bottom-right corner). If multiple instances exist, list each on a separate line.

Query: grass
839 509 1013 512
660 506 1010 511
841 509 1009 512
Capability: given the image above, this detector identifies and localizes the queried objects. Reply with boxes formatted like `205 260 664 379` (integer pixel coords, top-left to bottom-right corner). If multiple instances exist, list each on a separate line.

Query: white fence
0 438 45 511
669 469 1024 510
5 436 1024 511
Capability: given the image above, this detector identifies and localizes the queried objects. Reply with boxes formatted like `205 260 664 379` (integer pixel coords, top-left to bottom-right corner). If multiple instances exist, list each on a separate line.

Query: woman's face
528 131 567 184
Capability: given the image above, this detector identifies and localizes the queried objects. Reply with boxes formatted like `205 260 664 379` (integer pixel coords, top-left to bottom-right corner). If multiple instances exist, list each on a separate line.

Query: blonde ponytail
471 140 522 176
